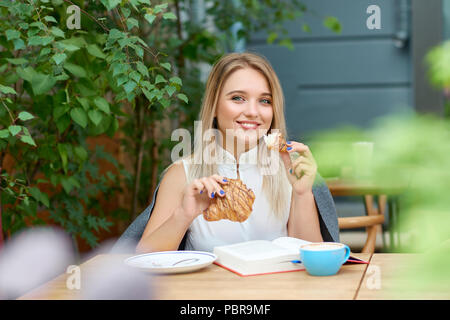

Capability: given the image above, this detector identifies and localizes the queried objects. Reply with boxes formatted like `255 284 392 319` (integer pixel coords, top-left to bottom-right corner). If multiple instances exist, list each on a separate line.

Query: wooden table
17 253 448 300
357 254 450 300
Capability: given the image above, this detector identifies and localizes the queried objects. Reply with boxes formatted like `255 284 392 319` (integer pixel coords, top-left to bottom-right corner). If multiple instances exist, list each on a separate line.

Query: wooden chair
337 194 386 253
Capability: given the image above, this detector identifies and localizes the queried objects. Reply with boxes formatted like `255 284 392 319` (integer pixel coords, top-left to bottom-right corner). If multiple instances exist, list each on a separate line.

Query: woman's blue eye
232 96 244 101
261 99 272 105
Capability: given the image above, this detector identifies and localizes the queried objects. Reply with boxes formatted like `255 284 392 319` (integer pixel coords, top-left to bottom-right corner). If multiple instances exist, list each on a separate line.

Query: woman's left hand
280 141 318 196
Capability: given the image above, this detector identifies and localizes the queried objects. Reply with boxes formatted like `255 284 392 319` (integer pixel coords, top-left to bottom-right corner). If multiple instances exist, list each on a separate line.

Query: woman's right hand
181 174 229 220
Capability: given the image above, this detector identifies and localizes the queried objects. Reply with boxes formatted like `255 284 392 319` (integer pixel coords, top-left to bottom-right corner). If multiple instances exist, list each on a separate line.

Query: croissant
264 132 288 152
203 178 255 222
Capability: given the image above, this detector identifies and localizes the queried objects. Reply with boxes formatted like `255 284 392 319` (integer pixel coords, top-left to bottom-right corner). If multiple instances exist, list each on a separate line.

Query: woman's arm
281 141 324 242
136 162 228 253
136 163 191 253
287 191 324 242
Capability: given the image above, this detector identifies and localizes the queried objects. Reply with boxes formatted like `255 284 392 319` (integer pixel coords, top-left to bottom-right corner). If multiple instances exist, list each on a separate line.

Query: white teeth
239 122 258 129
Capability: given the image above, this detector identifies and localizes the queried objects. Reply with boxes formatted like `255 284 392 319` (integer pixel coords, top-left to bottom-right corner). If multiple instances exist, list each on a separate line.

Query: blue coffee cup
299 242 350 276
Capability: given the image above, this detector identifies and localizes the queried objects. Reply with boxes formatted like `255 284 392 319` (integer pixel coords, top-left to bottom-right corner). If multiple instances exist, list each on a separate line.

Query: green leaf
76 97 90 111
57 38 83 51
70 107 88 128
0 129 9 139
8 125 21 136
159 98 170 108
52 53 67 65
5 29 20 41
18 22 29 30
17 66 36 83
155 74 167 84
56 114 71 133
302 23 311 33
108 28 123 40
144 13 156 25
50 27 65 38
111 62 129 77
123 81 137 94
29 187 49 207
57 144 68 174
74 145 88 162
126 17 139 30
267 31 278 44
100 0 121 10
86 44 106 59
94 97 110 113
53 105 70 119
142 88 153 101
165 85 176 97
278 38 294 51
6 58 28 65
20 135 36 147
18 111 35 121
0 84 17 95
154 3 168 14
177 93 188 104
136 61 149 78
60 176 73 194
88 110 103 126
88 109 103 126
162 12 177 20
160 62 171 71
13 39 26 50
323 16 342 34
129 71 141 83
64 62 87 78
28 36 53 46
44 16 57 23
30 73 56 95
169 76 182 86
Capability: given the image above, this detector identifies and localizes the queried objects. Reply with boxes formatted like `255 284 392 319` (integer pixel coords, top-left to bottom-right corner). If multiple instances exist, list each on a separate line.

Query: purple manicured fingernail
211 192 215 198
287 146 292 151
223 178 228 182
200 190 203 194
287 141 292 144
220 190 225 195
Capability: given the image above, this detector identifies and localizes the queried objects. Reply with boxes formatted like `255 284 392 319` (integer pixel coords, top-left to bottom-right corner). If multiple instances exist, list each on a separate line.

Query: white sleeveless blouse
182 144 292 252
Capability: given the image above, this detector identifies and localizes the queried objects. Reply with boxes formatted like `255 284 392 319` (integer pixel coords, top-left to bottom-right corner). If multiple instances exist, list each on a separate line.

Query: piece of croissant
264 132 288 152
203 178 255 222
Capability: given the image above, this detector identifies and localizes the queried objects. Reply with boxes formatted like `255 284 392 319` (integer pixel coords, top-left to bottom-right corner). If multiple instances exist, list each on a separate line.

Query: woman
135 52 337 253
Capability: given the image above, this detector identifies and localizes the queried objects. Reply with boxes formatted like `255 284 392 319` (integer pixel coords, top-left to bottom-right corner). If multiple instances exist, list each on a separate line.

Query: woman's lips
236 121 260 130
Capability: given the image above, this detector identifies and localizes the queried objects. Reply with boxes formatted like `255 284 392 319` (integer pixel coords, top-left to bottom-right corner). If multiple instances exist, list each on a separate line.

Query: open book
213 237 367 276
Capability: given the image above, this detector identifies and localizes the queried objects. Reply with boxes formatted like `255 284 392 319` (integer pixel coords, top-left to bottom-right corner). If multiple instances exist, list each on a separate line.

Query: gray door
247 0 413 141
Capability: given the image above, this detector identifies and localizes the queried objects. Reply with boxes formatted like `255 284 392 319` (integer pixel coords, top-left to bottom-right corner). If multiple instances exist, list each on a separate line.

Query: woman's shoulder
159 161 187 192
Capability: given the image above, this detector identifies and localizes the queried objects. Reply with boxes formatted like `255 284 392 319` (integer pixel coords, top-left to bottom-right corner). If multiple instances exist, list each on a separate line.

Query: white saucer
124 251 217 274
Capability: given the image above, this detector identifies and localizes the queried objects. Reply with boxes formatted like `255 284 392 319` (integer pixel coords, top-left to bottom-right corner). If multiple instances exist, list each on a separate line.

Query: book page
272 237 311 254
215 240 293 262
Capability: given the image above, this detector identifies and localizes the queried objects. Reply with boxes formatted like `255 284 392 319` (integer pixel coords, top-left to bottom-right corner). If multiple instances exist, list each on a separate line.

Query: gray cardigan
111 173 339 253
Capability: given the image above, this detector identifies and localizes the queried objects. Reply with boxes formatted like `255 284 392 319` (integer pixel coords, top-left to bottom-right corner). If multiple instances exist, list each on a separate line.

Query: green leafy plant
0 0 186 249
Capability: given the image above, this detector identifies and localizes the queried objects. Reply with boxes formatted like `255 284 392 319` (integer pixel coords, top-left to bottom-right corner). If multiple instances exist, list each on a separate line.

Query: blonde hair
169 52 291 218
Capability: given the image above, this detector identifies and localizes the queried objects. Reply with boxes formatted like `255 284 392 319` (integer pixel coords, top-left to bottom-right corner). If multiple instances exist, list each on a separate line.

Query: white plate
124 251 217 274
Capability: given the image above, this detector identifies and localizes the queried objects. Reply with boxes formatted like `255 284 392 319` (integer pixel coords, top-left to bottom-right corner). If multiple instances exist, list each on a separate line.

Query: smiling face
215 67 274 153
